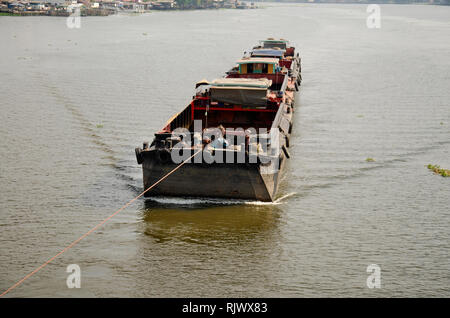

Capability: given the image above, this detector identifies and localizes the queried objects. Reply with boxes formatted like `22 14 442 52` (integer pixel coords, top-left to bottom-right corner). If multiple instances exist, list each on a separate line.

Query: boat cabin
209 78 272 106
261 39 288 50
255 38 295 57
227 57 287 90
236 58 279 75
250 48 294 69
190 77 279 131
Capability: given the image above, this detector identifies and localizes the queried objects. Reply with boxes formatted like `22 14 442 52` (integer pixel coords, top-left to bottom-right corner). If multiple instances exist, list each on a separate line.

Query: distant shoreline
256 0 448 4
1 1 448 18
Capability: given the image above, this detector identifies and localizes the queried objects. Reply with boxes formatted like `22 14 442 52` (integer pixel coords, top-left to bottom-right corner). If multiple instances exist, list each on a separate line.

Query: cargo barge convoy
135 39 302 201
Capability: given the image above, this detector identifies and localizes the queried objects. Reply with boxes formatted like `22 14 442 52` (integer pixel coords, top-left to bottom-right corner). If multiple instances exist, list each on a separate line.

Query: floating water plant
427 164 449 177
96 124 104 129
365 157 375 162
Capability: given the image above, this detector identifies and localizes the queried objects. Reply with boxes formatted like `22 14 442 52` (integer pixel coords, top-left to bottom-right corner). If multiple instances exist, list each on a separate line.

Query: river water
0 3 449 297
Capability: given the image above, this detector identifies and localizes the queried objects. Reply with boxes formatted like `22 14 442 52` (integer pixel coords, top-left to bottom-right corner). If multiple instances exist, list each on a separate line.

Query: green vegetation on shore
0 12 21 16
427 164 450 177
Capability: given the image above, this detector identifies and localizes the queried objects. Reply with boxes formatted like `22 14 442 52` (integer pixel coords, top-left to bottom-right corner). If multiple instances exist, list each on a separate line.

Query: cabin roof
262 39 288 43
211 78 272 89
236 57 279 65
251 49 284 57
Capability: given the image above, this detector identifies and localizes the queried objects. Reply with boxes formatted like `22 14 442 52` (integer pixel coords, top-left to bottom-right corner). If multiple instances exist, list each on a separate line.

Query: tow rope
0 149 202 297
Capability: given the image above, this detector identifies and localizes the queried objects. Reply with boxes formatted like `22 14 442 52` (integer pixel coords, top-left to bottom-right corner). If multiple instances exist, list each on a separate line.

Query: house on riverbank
1 0 113 15
0 0 256 16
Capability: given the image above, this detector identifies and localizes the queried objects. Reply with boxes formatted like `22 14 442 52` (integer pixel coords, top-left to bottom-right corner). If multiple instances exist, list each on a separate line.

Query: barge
135 39 302 202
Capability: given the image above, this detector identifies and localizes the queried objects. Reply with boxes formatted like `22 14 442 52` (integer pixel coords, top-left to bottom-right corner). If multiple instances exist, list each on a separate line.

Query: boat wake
143 192 297 209
244 192 297 206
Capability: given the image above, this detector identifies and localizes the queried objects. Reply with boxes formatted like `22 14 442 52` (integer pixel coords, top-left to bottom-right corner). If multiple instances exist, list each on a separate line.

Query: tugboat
135 39 301 202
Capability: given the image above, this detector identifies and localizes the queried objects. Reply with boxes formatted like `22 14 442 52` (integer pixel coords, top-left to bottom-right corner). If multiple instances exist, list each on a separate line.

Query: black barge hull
141 148 289 202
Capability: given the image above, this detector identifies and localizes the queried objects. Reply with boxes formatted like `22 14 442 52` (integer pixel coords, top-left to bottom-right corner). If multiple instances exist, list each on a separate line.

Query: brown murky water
0 4 449 297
